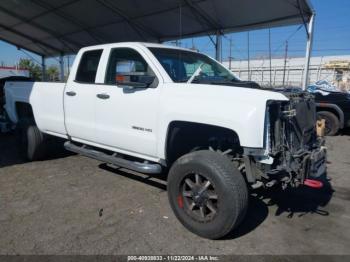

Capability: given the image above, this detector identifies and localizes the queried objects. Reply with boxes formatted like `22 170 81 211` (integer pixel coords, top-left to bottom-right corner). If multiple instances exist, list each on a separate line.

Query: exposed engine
263 91 326 187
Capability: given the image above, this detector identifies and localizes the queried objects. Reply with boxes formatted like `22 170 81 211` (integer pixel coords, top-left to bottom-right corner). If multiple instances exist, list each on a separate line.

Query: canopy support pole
41 56 46 81
215 32 222 62
247 31 250 81
302 13 315 90
59 54 64 81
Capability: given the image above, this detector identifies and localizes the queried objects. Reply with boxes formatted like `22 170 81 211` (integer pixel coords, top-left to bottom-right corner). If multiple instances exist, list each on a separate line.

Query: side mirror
117 75 155 89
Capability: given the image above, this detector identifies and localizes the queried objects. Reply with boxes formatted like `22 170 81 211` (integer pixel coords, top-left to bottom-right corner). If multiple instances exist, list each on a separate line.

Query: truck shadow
223 195 269 239
260 175 333 218
339 127 350 136
0 132 73 168
99 164 334 240
224 174 334 240
0 132 26 167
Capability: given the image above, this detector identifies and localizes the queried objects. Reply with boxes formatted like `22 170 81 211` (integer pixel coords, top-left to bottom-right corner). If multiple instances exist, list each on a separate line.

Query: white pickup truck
3 42 326 239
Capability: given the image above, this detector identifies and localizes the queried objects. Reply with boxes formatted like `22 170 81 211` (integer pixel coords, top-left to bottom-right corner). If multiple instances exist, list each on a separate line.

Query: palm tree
18 58 42 80
46 66 59 82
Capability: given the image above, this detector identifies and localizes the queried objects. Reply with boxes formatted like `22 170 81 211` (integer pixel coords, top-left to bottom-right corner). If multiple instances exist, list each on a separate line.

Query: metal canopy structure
0 0 315 88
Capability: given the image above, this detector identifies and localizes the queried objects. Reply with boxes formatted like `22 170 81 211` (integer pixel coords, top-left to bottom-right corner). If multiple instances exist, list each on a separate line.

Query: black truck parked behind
314 91 350 136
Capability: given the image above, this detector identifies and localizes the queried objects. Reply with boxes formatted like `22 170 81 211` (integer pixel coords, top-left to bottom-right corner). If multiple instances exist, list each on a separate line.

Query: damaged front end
244 91 327 189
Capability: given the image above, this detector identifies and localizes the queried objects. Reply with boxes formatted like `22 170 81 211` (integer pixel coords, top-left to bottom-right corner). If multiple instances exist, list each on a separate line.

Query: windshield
149 47 239 83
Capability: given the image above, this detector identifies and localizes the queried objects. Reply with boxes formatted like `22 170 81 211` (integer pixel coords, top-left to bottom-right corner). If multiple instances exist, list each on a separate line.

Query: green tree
18 58 42 80
46 65 59 82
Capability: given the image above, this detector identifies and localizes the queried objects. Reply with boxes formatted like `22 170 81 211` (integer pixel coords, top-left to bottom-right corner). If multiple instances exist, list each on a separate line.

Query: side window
75 49 103 83
105 48 157 86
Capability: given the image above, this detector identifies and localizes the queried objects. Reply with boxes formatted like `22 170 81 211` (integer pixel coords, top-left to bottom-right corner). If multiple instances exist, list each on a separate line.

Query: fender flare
316 103 344 128
163 120 241 163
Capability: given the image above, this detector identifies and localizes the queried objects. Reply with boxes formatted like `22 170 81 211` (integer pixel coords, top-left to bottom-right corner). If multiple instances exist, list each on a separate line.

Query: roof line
0 0 314 57
184 0 222 31
29 1 209 46
0 23 61 54
31 0 106 44
0 5 77 53
4 0 81 30
0 36 43 56
222 14 307 34
159 14 305 42
96 0 160 41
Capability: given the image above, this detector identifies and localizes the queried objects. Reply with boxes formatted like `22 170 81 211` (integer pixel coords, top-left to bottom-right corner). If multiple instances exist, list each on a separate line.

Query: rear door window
75 49 103 83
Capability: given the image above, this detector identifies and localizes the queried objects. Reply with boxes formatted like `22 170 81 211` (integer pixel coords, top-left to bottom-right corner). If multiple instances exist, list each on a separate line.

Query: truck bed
4 81 67 137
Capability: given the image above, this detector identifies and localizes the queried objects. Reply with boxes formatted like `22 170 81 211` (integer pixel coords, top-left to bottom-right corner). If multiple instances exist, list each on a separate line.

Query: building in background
224 55 350 90
0 66 29 79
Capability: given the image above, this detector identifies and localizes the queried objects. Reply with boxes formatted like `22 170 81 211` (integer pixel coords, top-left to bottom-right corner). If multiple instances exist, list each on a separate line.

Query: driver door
94 47 160 158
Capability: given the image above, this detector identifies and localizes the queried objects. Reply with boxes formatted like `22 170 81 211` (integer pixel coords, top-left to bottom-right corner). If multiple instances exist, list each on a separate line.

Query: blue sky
0 0 349 67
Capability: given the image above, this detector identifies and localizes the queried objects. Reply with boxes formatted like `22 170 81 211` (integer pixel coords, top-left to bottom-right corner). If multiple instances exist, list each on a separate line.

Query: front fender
156 84 288 159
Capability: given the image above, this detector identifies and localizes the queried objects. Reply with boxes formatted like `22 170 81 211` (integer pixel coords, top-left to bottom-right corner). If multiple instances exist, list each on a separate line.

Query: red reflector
177 195 184 209
304 179 323 189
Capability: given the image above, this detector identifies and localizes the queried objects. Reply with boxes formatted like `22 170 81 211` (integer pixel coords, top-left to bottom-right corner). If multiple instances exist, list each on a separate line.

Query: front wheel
167 150 248 239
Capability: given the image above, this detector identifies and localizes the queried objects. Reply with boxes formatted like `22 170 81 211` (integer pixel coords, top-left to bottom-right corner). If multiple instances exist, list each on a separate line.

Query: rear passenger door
64 49 102 142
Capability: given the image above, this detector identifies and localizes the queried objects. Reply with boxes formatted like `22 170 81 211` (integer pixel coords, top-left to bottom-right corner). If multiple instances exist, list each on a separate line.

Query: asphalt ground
0 131 349 255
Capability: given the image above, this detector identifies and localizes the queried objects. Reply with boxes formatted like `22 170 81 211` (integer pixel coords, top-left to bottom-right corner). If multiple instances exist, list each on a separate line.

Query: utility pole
215 31 222 62
229 37 232 70
171 40 181 47
247 31 251 81
67 55 70 76
191 38 195 50
317 56 324 81
282 40 289 86
302 14 315 90
59 54 64 82
41 56 46 81
269 28 272 86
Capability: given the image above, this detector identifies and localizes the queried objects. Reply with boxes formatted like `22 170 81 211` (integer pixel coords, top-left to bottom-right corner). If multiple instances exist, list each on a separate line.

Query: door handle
96 93 110 99
66 91 76 96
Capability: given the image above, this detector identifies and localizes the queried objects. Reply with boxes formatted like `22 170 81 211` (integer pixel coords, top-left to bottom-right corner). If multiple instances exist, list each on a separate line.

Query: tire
17 119 47 161
317 111 340 136
167 150 248 239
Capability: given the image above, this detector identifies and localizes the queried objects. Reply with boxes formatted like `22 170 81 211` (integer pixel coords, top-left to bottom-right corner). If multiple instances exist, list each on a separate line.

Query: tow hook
303 179 323 189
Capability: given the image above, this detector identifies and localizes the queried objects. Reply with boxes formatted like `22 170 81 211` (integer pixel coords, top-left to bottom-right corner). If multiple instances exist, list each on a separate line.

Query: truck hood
159 83 289 149
191 79 310 100
166 82 289 104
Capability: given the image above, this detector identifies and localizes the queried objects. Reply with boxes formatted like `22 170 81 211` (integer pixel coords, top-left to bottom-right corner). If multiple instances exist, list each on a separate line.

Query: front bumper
261 142 327 187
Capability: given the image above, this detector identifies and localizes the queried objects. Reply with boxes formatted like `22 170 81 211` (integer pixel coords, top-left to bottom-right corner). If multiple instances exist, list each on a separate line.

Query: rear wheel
317 111 340 136
17 120 47 161
167 150 248 239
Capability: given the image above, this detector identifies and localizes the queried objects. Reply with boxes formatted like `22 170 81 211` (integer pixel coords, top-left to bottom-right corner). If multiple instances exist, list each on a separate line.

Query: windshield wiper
187 63 204 83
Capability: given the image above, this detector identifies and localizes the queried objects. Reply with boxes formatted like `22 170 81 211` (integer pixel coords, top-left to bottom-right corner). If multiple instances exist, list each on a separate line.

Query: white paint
4 42 289 163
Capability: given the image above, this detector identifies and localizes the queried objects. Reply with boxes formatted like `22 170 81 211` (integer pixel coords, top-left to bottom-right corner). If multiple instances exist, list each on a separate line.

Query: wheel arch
15 102 35 122
164 120 242 165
